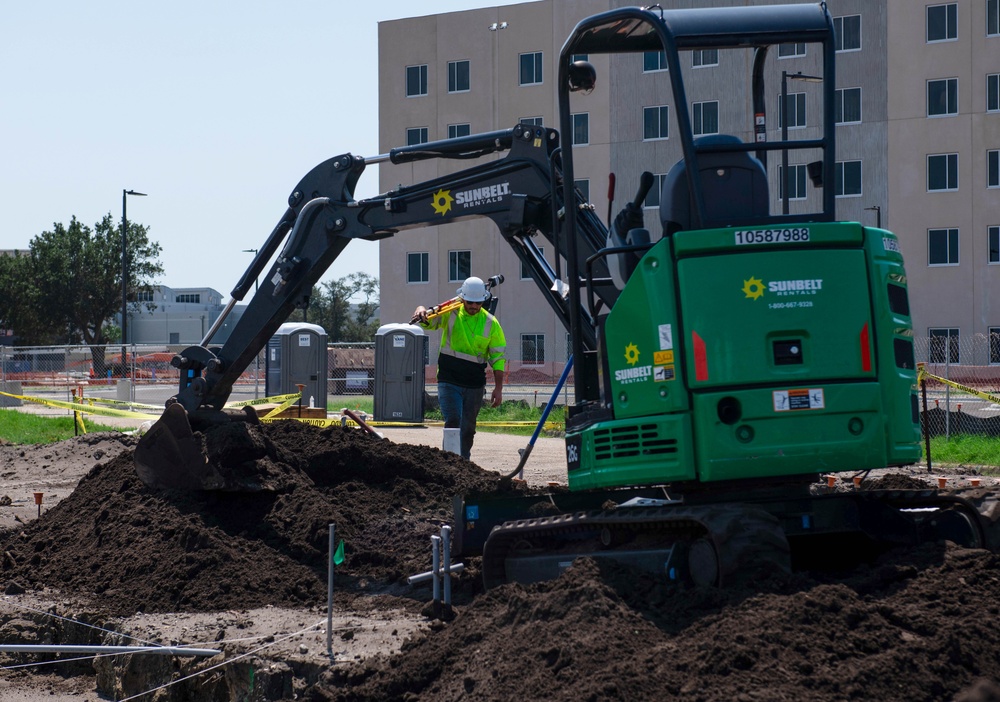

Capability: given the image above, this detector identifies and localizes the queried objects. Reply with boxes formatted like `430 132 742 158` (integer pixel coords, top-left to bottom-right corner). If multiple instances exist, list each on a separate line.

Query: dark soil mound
0 421 520 616
312 546 1000 702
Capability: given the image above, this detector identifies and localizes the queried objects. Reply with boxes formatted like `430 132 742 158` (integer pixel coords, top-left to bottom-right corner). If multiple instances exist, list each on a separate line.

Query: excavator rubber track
481 504 791 589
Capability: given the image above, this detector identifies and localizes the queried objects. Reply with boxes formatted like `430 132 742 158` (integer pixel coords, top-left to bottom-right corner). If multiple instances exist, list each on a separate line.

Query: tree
4 215 163 374
0 250 43 343
287 272 380 342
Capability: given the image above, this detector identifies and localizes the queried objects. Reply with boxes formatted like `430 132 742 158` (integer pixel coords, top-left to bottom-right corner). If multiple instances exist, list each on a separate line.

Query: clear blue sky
0 1 528 301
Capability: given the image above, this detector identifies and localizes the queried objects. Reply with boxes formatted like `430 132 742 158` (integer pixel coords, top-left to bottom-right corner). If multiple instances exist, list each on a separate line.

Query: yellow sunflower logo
742 276 765 301
624 343 640 365
431 189 454 216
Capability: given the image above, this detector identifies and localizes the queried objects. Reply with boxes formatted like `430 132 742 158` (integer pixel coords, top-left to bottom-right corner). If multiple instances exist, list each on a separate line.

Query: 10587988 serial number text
734 228 810 245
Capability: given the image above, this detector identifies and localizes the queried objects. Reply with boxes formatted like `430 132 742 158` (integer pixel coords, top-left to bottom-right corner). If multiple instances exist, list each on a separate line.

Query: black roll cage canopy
556 3 837 407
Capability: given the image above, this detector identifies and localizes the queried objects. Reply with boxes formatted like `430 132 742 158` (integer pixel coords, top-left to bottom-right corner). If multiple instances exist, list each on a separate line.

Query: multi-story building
377 0 1000 372
127 285 246 345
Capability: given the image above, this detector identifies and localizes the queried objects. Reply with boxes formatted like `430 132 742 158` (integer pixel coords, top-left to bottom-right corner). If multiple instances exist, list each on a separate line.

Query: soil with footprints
2 422 1000 701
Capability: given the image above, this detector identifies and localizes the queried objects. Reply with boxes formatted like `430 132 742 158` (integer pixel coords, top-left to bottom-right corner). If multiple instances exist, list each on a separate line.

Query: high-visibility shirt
421 306 506 388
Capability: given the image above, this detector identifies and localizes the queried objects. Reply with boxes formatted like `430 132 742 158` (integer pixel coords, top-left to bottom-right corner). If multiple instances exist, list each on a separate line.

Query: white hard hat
457 276 489 302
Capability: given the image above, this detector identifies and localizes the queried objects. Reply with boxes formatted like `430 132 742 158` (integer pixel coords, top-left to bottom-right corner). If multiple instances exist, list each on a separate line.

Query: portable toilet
266 322 328 409
374 323 427 422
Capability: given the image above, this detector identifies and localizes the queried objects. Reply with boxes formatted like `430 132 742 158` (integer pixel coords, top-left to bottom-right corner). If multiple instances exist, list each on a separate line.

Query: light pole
242 249 260 397
780 71 823 215
121 189 147 375
865 205 882 229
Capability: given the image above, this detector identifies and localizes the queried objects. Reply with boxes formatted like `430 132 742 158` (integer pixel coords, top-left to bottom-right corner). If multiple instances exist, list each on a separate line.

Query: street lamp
865 205 882 229
781 71 823 215
121 189 147 375
242 249 260 398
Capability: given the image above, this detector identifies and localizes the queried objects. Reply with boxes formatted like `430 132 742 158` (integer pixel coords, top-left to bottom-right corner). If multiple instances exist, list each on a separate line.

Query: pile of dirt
311 546 1000 702
4 422 1000 701
0 421 522 616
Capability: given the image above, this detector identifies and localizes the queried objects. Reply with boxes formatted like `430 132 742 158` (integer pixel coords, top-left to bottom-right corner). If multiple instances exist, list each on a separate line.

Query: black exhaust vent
894 338 915 370
594 423 678 460
887 283 910 316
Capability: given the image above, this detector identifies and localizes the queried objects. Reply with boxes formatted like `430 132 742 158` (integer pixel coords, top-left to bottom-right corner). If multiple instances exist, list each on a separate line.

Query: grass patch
425 401 565 438
927 434 1000 472
0 411 123 445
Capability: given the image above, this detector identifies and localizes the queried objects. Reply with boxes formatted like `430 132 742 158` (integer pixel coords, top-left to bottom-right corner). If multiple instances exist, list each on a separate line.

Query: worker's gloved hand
613 201 645 240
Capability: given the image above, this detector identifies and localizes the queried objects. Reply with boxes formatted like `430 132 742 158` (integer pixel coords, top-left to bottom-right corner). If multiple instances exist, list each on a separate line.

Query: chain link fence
914 334 1000 439
9 336 993 437
0 342 574 413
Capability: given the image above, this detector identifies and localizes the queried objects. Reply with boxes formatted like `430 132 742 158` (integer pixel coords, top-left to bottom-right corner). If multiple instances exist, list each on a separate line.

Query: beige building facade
377 0 1000 370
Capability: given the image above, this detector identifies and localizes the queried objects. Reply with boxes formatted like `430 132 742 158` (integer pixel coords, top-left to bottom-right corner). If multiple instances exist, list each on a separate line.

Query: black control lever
613 171 655 239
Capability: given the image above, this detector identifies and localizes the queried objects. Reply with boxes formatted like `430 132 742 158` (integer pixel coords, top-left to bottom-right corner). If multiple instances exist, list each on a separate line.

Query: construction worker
413 276 506 460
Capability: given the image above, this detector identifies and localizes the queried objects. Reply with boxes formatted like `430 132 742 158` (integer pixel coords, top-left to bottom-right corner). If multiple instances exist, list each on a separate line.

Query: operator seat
660 134 769 236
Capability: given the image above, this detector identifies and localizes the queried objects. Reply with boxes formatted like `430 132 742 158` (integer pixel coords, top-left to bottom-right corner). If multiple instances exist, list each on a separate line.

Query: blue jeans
437 381 485 460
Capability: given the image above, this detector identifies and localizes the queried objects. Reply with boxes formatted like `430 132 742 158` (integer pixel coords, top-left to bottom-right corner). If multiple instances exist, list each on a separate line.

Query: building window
928 228 959 265
835 87 862 124
574 179 590 202
692 101 719 136
406 127 428 146
778 43 806 58
835 160 862 197
778 165 808 200
407 252 428 283
643 173 667 209
520 116 544 126
834 15 862 51
692 49 718 67
990 149 999 188
571 53 588 63
448 60 470 93
991 327 1000 364
643 105 669 140
989 225 1000 263
927 153 959 191
927 78 958 116
521 333 545 365
779 93 807 129
989 74 999 112
521 246 543 280
136 290 154 303
176 293 200 304
448 123 471 139
927 4 958 42
572 113 589 146
405 64 428 97
929 328 960 364
990 0 999 36
448 250 471 283
519 52 543 86
643 50 668 72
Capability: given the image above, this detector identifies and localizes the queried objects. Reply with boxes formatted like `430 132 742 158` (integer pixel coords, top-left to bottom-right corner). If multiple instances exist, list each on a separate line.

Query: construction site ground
1 405 1000 700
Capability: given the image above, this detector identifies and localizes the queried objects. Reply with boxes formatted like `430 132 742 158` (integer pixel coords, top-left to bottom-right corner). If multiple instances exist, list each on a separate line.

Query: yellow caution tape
226 393 303 408
80 396 163 411
917 368 1000 406
74 410 87 435
261 393 303 419
0 391 161 420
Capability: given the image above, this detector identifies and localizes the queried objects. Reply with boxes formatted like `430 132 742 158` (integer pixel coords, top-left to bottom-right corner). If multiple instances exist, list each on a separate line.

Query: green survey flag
333 539 345 566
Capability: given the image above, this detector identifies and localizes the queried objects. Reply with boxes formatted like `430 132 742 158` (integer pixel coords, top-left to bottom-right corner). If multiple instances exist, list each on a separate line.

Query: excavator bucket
134 403 243 491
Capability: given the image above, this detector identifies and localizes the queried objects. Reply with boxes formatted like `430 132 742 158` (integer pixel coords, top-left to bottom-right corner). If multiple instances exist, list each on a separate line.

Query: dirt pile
0 421 520 616
312 546 1000 702
3 423 1000 701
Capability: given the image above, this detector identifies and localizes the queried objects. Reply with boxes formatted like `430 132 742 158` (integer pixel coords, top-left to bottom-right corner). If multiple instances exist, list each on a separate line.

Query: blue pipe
507 355 573 479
